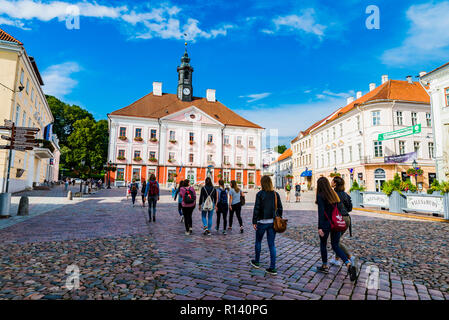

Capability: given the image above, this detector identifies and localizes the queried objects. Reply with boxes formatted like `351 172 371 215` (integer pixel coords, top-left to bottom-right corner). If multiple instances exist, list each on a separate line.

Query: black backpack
183 187 195 204
219 188 228 205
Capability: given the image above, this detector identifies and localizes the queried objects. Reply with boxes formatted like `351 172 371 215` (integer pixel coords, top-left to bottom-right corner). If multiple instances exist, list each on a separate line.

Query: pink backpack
324 204 347 232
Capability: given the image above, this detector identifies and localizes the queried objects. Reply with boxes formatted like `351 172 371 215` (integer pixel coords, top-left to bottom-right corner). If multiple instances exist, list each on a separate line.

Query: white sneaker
350 256 357 266
329 257 342 266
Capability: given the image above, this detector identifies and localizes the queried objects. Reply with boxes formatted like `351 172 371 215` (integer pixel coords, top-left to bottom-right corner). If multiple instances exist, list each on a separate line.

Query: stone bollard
67 190 73 200
17 196 29 216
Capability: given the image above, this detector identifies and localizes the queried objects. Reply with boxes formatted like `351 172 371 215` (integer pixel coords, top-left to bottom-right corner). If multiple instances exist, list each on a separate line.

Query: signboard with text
407 195 444 214
363 193 389 208
378 124 421 141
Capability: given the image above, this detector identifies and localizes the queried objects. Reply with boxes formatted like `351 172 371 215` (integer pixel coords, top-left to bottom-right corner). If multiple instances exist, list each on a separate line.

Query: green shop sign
378 124 421 141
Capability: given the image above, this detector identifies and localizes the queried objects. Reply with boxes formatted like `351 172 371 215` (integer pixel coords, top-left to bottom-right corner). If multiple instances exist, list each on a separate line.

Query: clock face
183 88 191 95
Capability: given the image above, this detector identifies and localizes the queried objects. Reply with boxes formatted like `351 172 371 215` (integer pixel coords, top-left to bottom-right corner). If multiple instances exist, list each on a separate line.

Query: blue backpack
219 188 228 205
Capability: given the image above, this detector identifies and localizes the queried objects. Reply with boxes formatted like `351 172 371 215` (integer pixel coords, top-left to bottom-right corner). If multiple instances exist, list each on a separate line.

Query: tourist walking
250 175 283 275
285 182 291 202
144 174 160 222
199 177 218 236
130 179 139 207
295 183 301 202
215 179 229 234
180 179 197 235
64 178 69 191
141 179 147 207
228 180 244 233
72 179 75 187
329 176 355 266
174 181 185 222
315 177 357 281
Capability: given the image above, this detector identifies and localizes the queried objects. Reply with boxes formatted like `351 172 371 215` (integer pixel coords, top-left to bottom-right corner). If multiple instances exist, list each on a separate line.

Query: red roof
273 148 292 163
0 27 22 45
110 92 262 129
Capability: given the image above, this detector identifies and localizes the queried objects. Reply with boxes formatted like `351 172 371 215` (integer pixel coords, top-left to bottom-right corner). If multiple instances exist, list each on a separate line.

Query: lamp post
412 159 418 188
105 161 117 189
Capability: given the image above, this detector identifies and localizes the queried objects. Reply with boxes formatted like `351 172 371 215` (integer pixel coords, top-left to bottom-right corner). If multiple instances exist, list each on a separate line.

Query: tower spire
177 40 193 102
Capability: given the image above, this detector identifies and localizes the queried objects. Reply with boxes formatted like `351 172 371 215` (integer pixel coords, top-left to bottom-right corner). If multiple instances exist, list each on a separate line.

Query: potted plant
169 139 177 144
117 156 126 160
168 159 175 163
118 136 127 141
134 137 143 142
236 163 243 167
150 138 158 143
329 172 341 178
407 168 424 177
133 156 142 162
285 174 293 179
248 163 255 167
149 157 158 163
189 140 195 145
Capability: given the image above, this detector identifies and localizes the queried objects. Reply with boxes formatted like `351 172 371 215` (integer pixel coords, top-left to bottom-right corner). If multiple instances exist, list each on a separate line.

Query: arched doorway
374 168 386 192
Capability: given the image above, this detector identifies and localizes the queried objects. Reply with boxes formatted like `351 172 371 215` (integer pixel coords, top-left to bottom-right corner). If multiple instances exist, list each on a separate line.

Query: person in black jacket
141 179 146 207
316 177 357 281
250 175 283 275
329 176 355 266
198 177 218 235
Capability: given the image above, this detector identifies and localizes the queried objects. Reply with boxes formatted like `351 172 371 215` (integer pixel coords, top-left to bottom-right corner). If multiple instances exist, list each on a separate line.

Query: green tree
275 145 287 154
64 118 108 178
46 95 94 147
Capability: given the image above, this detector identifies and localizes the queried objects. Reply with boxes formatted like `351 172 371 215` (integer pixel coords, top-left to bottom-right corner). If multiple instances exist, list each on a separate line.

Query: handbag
273 191 288 233
240 191 246 206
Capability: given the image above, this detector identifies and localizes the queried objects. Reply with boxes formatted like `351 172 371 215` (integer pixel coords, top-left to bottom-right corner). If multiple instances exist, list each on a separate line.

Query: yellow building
0 27 58 193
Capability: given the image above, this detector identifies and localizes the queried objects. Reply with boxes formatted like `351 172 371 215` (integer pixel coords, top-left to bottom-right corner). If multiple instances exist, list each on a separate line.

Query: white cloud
0 16 28 29
41 62 80 97
317 89 355 100
382 1 449 66
0 0 234 41
265 8 327 39
239 92 272 103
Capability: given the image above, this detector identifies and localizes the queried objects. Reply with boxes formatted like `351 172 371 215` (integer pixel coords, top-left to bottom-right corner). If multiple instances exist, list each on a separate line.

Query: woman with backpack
130 179 139 207
199 177 218 236
174 180 185 222
228 180 244 233
329 176 355 266
215 179 229 235
180 179 197 235
144 174 160 222
315 177 357 281
250 175 283 275
141 179 146 207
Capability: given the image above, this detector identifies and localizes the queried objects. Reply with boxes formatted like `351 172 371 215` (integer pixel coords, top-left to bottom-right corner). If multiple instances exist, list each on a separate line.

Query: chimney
346 97 354 104
381 75 388 84
356 91 362 99
419 71 427 77
369 83 376 91
153 82 162 96
406 76 413 84
206 89 216 102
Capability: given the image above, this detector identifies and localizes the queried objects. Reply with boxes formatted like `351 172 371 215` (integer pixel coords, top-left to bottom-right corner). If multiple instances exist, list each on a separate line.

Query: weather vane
184 33 188 51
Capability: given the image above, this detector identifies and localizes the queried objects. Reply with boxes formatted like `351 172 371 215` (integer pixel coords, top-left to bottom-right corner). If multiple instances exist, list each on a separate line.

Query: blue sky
1 0 449 146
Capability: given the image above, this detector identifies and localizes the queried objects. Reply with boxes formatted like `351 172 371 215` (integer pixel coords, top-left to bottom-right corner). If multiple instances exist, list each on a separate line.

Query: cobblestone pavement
0 184 91 230
0 188 447 300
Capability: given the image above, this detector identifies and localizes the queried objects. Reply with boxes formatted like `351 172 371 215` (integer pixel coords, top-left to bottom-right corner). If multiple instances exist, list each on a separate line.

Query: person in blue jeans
315 177 357 281
174 180 185 222
198 177 218 236
250 175 283 275
144 174 160 223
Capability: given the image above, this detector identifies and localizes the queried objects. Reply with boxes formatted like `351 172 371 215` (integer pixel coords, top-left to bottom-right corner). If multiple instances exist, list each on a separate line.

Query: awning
300 170 312 177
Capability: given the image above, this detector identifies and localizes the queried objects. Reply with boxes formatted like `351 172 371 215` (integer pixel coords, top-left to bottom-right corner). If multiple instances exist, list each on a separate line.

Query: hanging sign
378 124 421 141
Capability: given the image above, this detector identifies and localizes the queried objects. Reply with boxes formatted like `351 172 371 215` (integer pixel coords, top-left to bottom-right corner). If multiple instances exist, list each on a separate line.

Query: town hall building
107 49 263 188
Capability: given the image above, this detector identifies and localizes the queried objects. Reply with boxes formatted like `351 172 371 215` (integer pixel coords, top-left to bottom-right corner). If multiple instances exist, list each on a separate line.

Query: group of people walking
125 174 358 281
174 178 245 236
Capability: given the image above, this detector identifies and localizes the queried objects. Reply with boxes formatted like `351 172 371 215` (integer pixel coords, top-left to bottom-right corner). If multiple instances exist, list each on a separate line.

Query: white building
420 63 449 181
108 50 263 188
310 76 435 192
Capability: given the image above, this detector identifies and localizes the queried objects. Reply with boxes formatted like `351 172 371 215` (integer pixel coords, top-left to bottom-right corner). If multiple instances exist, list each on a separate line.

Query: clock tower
177 49 194 102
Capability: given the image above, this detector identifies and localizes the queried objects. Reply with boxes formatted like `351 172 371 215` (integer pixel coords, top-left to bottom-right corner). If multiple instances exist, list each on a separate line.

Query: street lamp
105 161 117 189
412 159 418 188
